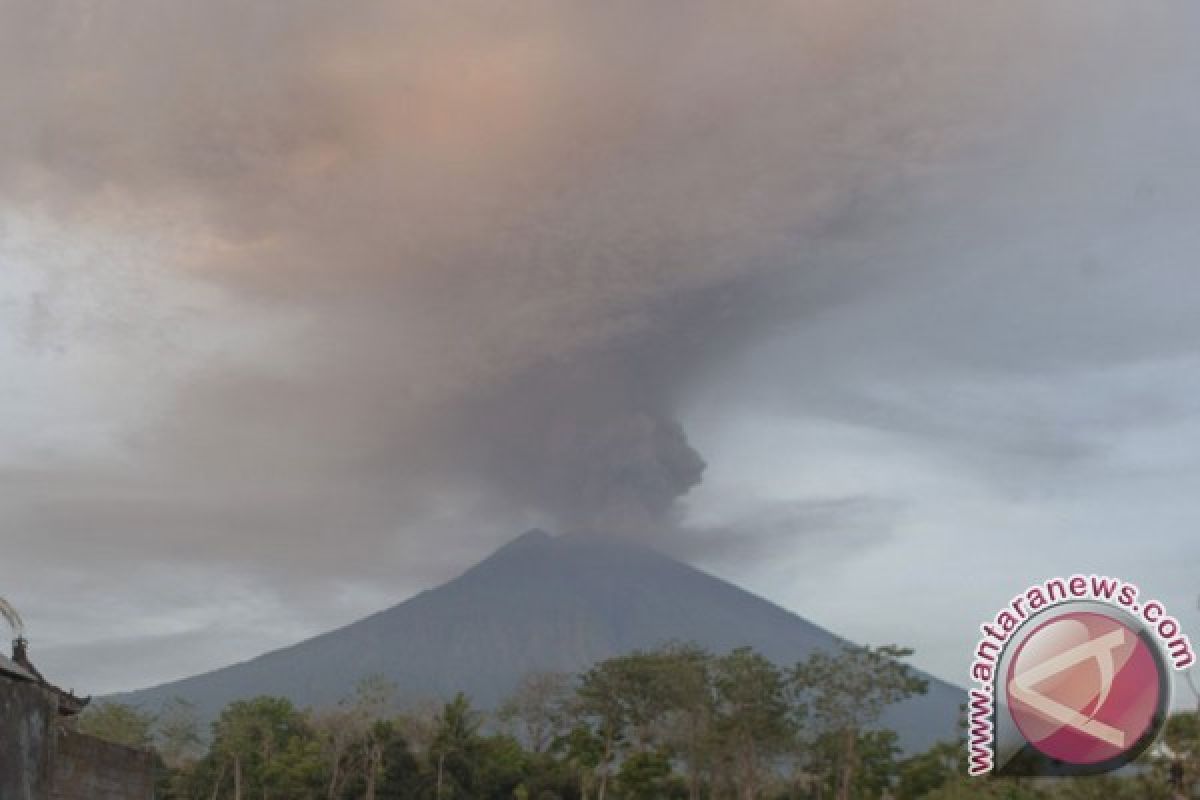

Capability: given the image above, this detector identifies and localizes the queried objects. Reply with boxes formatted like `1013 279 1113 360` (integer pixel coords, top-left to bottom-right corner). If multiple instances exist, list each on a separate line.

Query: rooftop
0 653 36 682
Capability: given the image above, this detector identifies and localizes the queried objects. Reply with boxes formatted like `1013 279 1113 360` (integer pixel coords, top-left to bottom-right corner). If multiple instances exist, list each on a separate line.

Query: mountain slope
111 530 963 751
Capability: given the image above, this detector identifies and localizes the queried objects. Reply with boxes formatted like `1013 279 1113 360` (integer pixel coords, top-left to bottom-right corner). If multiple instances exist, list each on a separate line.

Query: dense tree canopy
76 646 1196 800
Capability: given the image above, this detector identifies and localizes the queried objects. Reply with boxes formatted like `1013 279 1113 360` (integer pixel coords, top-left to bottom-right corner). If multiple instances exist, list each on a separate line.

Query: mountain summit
112 531 962 750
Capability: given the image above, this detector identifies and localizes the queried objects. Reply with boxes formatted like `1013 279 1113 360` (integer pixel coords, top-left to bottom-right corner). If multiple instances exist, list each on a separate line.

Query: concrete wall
49 729 156 800
0 674 156 800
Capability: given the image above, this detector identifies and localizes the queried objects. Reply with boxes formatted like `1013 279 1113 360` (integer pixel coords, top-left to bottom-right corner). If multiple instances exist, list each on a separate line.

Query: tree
475 733 530 799
653 643 714 800
78 701 155 749
145 643 967 800
310 675 402 800
574 659 630 800
577 651 675 759
712 647 796 800
395 698 441 757
895 740 961 799
209 696 315 800
334 719 424 800
919 776 1049 799
311 705 363 800
1051 773 1172 800
499 671 573 754
429 693 483 799
351 675 399 800
155 697 203 769
804 729 900 798
0 596 22 639
573 646 717 798
1164 711 1199 800
617 749 685 800
554 723 605 800
793 644 927 800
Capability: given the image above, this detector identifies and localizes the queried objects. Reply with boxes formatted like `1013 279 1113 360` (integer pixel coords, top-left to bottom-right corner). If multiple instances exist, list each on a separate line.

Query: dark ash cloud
3 1 1199 691
1 0 1072 546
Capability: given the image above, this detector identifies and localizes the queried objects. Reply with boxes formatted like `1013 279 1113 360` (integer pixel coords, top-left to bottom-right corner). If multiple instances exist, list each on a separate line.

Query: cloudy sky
1 1 1198 703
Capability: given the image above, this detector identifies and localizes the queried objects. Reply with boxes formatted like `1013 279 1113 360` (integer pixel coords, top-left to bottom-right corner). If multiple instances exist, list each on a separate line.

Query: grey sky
1 1 1198 703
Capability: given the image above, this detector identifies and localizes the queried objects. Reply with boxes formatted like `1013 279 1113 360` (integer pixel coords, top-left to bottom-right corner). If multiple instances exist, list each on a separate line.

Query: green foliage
498 671 573 754
208 695 318 798
515 750 580 800
340 719 422 799
793 644 929 733
895 739 960 799
308 674 400 798
919 776 1049 800
475 733 530 798
155 696 203 768
850 729 901 796
553 723 604 798
617 749 686 799
1165 709 1198 767
573 655 633 795
1050 773 1173 800
429 692 485 798
799 728 902 799
77 701 155 748
712 646 796 799
793 643 928 800
145 643 1194 800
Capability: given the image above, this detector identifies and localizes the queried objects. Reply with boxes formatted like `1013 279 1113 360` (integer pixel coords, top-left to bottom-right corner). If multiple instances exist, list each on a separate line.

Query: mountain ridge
110 530 963 751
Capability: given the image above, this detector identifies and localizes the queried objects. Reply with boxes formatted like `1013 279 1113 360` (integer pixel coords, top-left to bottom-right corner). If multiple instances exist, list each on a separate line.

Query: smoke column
1 1 1183 566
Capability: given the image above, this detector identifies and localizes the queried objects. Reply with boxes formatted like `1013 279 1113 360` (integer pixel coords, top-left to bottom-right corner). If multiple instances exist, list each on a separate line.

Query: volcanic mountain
111 530 963 751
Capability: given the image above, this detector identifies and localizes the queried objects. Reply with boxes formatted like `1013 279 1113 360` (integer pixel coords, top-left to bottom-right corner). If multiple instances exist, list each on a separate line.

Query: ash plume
1 0 1189 583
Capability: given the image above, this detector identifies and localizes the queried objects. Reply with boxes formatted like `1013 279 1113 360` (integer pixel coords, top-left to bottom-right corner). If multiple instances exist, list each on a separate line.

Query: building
0 640 157 800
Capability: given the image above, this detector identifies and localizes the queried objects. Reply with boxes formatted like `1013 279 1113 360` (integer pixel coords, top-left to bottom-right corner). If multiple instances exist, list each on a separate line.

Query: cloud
674 495 900 565
3 1 1199 691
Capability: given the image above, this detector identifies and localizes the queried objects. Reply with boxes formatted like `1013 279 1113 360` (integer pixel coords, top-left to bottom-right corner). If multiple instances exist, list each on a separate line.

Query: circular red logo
1005 610 1164 765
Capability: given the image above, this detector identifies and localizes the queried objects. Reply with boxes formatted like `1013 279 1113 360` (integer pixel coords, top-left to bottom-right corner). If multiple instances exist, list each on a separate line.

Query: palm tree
0 596 23 640
430 693 481 799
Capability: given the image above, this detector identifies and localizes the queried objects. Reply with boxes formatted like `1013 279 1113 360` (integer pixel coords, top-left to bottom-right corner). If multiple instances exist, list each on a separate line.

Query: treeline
77 643 1195 800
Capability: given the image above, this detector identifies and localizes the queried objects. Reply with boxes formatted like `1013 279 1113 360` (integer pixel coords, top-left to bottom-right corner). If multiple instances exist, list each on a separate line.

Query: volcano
111 530 963 751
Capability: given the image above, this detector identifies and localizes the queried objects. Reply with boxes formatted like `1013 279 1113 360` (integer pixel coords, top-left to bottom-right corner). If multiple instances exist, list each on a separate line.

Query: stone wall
49 729 156 800
0 675 56 800
0 674 156 800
